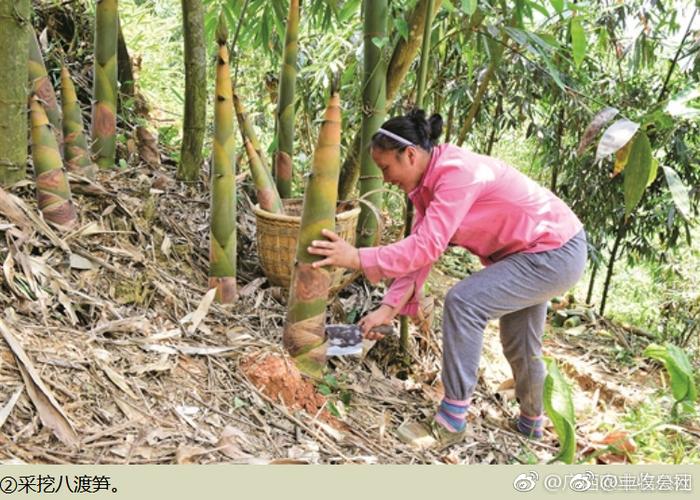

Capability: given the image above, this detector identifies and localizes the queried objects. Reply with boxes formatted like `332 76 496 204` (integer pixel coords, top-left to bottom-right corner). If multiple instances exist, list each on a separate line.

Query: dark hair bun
407 108 427 124
428 113 443 142
370 108 442 151
406 108 442 146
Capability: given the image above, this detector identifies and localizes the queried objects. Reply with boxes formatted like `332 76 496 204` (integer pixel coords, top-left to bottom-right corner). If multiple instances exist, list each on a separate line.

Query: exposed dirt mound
240 352 325 415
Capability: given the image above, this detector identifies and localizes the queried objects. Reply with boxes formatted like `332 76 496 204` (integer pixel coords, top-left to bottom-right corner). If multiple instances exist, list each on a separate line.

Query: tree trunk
445 101 455 143
356 0 388 248
600 214 627 316
550 105 565 195
274 0 299 198
586 259 598 305
485 94 502 155
0 0 30 185
29 96 77 229
28 27 63 148
208 16 237 304
92 0 119 168
178 0 207 181
337 0 443 200
61 67 97 178
283 89 342 377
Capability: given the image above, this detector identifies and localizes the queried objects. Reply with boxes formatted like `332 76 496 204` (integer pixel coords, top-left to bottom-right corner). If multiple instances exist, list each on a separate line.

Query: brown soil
240 352 326 415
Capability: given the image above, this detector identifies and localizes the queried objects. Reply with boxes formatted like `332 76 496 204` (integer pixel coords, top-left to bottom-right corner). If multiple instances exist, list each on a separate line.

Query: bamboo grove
0 0 698 377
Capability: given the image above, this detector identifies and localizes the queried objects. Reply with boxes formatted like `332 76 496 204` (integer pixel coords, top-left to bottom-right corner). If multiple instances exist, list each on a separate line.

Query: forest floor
2 156 698 465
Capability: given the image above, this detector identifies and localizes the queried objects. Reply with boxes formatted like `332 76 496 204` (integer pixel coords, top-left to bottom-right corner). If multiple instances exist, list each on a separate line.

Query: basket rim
253 201 361 223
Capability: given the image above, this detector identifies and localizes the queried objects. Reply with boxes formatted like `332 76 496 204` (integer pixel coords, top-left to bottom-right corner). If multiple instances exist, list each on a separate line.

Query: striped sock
517 414 544 439
434 397 469 433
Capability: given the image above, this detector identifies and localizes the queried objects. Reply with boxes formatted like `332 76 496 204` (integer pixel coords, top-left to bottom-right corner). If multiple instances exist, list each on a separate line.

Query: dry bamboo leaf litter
0 133 669 464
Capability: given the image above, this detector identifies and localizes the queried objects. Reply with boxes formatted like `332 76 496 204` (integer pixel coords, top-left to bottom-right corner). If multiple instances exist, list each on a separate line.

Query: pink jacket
358 144 583 317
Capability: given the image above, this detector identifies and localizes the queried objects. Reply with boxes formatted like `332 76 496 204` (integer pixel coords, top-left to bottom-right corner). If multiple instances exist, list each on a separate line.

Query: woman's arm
358 165 484 282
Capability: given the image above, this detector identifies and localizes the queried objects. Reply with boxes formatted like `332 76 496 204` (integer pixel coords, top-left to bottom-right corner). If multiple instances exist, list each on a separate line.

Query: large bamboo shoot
28 28 62 147
283 89 341 377
30 96 77 229
61 67 97 178
208 15 237 303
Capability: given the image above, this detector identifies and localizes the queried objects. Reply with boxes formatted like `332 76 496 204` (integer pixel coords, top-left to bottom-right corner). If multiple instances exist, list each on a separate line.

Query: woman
308 109 587 447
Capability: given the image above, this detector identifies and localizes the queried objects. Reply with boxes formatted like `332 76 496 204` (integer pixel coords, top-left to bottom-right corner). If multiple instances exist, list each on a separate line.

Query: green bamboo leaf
642 108 675 132
341 60 357 86
543 357 576 464
525 0 549 17
461 0 478 15
371 36 388 49
623 131 652 218
271 4 286 40
484 30 502 64
549 0 564 13
505 27 565 90
570 17 586 68
395 18 409 41
339 0 361 22
536 32 560 49
661 166 692 220
442 0 456 13
646 157 658 187
644 343 697 416
222 4 235 33
327 401 340 417
514 0 524 27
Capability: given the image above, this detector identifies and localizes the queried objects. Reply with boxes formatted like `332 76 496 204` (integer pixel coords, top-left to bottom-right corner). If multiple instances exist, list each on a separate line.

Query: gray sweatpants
441 230 587 416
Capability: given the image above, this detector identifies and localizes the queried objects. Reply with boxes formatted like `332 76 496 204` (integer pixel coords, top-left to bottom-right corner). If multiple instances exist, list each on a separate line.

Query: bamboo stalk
400 0 435 353
338 0 444 199
92 0 119 168
0 0 30 185
415 0 434 107
273 0 300 198
283 88 342 377
356 0 388 248
208 14 237 303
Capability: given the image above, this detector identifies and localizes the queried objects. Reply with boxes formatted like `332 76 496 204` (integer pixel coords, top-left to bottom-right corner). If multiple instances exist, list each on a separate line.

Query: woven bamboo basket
254 198 361 290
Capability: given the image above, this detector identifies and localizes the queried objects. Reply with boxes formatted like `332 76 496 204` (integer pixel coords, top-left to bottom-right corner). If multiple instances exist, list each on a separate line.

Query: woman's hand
358 305 396 340
308 229 361 270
